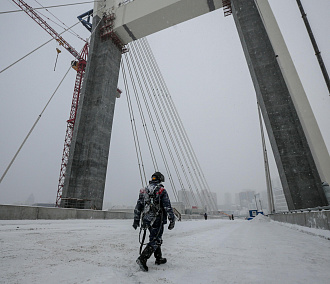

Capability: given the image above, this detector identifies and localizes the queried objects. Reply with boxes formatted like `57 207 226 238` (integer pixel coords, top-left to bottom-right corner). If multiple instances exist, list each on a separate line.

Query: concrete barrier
0 204 222 221
0 205 126 220
292 212 306 227
269 211 330 230
0 205 38 220
37 207 77 219
305 211 329 230
76 209 105 219
104 211 134 219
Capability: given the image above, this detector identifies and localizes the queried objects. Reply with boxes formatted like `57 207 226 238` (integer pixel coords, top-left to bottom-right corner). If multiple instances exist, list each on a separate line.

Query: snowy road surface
1 216 330 284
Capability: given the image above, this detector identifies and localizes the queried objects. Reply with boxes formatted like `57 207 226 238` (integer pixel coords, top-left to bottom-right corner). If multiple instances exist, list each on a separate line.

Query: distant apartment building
178 189 217 210
224 192 232 209
238 190 256 209
178 190 198 208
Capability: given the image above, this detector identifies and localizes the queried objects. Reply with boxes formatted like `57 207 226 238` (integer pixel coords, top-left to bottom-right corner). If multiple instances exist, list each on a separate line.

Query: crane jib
11 0 81 60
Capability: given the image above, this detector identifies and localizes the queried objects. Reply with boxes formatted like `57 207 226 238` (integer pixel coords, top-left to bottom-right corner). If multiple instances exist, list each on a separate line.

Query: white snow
1 216 329 283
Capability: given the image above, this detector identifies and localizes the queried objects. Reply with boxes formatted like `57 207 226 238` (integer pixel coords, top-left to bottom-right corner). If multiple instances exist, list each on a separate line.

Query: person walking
133 172 175 272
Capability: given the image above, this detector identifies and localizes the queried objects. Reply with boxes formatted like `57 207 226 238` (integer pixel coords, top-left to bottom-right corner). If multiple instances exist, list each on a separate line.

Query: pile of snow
250 213 271 222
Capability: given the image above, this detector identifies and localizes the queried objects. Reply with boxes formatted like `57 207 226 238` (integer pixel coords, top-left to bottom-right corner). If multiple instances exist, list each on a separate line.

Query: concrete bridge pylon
231 0 329 209
61 13 122 210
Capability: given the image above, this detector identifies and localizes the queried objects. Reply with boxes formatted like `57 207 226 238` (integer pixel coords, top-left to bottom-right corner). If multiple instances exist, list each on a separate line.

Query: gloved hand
132 220 140 230
168 220 175 230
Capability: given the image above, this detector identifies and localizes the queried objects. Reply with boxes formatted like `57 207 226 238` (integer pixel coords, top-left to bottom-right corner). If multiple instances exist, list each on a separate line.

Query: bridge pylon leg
231 0 328 210
61 15 122 210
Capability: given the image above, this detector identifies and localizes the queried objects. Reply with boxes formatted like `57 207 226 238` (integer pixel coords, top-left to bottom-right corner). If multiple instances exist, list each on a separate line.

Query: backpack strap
156 187 165 195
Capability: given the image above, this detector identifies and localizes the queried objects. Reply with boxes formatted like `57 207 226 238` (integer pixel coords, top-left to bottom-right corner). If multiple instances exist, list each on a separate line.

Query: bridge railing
269 207 330 230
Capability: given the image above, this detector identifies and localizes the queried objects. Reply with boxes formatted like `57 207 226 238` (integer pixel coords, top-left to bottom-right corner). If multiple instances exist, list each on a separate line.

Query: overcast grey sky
0 0 329 207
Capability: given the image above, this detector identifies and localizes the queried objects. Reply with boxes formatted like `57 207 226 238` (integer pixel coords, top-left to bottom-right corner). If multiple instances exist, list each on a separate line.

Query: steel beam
97 0 223 44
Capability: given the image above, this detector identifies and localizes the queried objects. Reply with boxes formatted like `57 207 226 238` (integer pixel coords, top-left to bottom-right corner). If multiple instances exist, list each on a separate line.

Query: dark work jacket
134 182 175 226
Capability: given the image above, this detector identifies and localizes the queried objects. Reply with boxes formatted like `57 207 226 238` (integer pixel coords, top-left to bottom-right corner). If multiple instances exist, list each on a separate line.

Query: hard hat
151 172 165 183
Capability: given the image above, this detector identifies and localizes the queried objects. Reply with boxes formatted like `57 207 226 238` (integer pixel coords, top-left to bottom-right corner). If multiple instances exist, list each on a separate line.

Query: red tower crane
11 0 89 206
56 45 88 207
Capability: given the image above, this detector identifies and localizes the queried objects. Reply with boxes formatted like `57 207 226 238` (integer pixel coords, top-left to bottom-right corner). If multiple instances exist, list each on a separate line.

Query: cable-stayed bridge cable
126 41 180 202
133 39 192 207
120 38 217 211
0 1 97 14
130 40 183 203
0 65 71 184
138 39 201 209
124 51 158 171
121 60 147 187
33 0 86 42
141 38 218 212
140 38 208 209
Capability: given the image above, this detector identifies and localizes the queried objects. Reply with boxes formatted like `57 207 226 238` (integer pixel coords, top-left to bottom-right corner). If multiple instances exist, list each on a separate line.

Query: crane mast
56 44 88 207
11 0 89 206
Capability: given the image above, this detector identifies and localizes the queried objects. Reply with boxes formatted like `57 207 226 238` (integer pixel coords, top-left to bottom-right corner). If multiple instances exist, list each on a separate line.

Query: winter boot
136 245 154 272
154 246 167 265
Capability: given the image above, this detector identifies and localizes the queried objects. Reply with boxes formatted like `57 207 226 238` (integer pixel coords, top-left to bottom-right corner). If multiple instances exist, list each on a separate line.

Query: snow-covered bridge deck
1 216 329 283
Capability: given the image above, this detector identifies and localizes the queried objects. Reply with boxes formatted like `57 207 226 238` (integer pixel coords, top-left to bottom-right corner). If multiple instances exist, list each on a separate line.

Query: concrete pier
231 0 328 210
61 15 122 210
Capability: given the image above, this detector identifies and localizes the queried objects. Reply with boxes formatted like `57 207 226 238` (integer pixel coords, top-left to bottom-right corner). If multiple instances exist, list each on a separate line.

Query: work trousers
147 217 164 251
